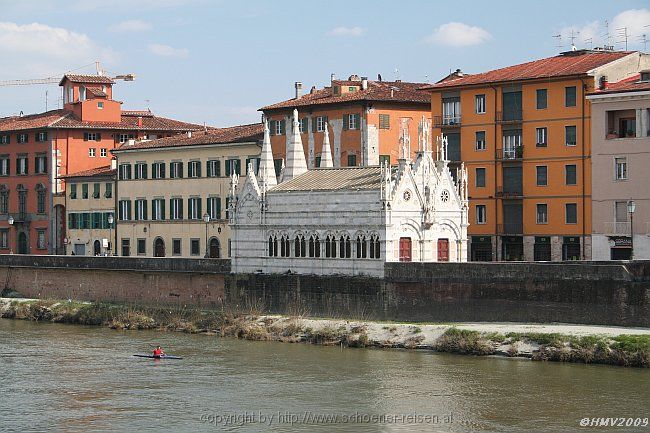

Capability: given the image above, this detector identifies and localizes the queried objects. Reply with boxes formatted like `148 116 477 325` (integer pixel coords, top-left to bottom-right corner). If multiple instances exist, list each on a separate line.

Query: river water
0 319 648 433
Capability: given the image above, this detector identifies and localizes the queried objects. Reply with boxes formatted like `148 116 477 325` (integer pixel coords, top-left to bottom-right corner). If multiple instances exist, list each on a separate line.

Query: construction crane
0 61 136 87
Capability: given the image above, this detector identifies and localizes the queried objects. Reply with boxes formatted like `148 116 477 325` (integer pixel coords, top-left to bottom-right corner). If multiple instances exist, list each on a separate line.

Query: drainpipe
113 156 118 256
580 78 587 260
491 85 499 261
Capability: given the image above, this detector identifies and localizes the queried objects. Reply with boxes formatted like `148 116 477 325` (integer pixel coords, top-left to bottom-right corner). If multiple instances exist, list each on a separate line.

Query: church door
209 238 220 258
154 238 165 257
437 239 449 262
399 237 412 262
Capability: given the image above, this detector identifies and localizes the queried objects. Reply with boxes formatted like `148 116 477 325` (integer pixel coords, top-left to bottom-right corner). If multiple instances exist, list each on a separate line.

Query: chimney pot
295 81 303 99
361 77 368 90
137 116 142 127
187 130 192 138
110 158 117 169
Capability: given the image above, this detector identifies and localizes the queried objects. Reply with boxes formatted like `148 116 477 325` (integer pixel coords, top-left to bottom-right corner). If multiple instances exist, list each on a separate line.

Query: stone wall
1 255 648 326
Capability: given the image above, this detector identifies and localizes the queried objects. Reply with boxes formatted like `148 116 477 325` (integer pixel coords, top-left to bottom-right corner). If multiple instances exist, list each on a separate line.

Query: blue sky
0 0 648 127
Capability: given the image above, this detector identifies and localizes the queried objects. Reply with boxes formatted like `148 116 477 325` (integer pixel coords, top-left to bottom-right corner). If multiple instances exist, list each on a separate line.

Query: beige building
588 72 650 260
111 124 263 258
62 165 116 255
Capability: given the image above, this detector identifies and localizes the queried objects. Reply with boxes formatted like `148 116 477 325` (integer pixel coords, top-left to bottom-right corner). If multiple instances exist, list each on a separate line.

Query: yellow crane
0 61 135 87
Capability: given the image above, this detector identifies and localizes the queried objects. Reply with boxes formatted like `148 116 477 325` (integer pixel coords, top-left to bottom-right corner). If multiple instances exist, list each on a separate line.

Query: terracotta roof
588 74 650 95
88 88 107 97
61 165 116 179
261 79 430 111
59 74 115 85
270 167 382 192
422 51 635 90
0 109 205 132
112 122 264 152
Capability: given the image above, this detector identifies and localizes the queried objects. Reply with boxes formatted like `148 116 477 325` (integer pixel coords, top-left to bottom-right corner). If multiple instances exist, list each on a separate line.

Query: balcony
7 212 30 224
497 223 523 235
496 145 524 160
604 222 630 235
495 187 522 198
496 110 522 124
433 115 461 128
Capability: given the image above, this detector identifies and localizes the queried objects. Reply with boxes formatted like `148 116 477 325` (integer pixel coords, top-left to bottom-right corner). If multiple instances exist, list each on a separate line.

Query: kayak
133 354 183 360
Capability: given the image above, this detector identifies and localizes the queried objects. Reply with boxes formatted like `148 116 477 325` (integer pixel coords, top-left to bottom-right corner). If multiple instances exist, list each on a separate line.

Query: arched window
314 235 320 258
339 236 345 258
340 235 351 258
280 235 290 257
356 235 367 258
294 234 306 257
370 235 381 259
79 86 86 101
268 236 278 257
325 235 336 258
309 236 314 257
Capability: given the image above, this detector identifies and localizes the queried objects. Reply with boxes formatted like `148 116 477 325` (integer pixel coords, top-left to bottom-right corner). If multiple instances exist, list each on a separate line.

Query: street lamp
107 214 114 256
203 213 210 258
627 200 636 261
7 216 13 254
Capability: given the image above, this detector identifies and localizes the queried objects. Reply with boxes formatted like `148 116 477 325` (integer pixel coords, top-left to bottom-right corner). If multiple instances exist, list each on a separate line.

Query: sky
0 0 649 127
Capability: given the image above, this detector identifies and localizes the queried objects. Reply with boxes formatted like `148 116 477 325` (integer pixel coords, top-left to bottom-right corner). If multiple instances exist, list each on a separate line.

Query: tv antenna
616 27 629 51
584 37 593 49
604 20 611 47
639 34 648 52
569 29 580 48
552 33 562 50
394 68 400 81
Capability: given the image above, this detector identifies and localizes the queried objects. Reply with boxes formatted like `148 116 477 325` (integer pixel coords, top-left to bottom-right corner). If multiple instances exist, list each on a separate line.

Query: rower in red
153 346 165 358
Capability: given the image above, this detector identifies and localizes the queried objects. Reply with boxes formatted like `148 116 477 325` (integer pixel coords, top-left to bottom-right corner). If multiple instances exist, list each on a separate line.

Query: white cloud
559 21 600 47
328 26 364 37
0 22 117 79
73 0 195 11
424 22 491 47
108 19 152 33
148 43 189 58
612 9 650 46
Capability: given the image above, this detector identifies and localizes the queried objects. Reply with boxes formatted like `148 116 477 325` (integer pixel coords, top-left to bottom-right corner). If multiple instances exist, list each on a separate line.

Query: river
0 319 648 433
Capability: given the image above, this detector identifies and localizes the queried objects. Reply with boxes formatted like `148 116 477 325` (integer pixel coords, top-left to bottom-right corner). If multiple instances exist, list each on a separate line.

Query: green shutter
343 114 349 131
96 133 102 141
312 117 317 132
161 199 166 220
280 119 286 135
83 132 89 141
235 159 241 175
206 161 212 177
179 199 183 219
143 200 148 220
355 114 360 128
215 160 221 177
216 198 221 219
225 160 231 176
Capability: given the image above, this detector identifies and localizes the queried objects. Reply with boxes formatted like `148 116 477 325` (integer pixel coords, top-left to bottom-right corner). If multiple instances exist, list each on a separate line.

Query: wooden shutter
96 133 102 141
216 160 221 177
354 114 360 129
312 117 318 132
343 114 349 130
206 161 212 177
225 160 231 176
280 119 286 135
216 197 221 219
83 132 89 141
235 159 241 175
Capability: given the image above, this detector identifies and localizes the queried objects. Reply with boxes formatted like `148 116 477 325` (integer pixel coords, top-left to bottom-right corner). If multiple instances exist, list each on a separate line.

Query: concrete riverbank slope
0 255 648 326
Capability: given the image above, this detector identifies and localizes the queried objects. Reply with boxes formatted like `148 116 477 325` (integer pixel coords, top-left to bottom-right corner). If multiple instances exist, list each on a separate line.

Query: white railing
604 222 630 235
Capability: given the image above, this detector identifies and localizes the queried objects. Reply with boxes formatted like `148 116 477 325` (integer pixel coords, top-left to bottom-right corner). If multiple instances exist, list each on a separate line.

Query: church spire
319 121 333 168
282 109 308 182
258 118 277 189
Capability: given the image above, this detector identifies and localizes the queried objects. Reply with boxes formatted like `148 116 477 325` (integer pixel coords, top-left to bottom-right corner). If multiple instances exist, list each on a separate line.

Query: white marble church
228 110 468 277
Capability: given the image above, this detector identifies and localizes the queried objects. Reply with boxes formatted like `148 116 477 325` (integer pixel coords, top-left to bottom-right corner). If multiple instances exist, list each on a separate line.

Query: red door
437 239 449 262
399 237 412 262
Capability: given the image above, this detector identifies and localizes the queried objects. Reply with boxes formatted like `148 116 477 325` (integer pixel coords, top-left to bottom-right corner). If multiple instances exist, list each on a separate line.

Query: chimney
361 77 368 90
295 81 303 99
137 116 143 127
310 85 317 94
330 73 335 85
599 75 608 90
111 158 117 170
187 130 192 138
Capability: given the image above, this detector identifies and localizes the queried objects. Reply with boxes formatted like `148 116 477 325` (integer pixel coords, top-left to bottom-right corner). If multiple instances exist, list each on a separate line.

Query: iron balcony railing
496 145 524 160
495 110 523 124
604 222 631 235
497 223 523 235
495 187 523 198
433 115 461 128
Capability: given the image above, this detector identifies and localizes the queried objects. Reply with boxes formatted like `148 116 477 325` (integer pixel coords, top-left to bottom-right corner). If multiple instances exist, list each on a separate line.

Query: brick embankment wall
0 256 648 326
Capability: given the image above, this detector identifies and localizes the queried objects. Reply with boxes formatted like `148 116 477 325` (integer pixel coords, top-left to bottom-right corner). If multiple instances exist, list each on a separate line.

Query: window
100 148 107 157
188 197 201 220
37 230 46 249
294 234 306 257
16 155 28 175
119 163 131 180
268 235 278 257
137 239 146 255
121 239 130 256
18 190 27 215
356 235 367 259
379 114 390 129
83 132 101 142
135 162 147 179
536 204 548 224
188 160 201 178
37 188 46 214
308 235 320 258
207 160 220 177
502 129 522 159
97 101 104 109
272 119 285 136
245 157 260 174
92 183 100 199
79 86 86 101
35 154 47 174
207 197 221 220
1 134 10 144
280 235 291 257
475 94 486 114
0 190 8 213
17 133 27 143
565 86 577 107
565 164 577 185
0 157 8 176
536 89 547 109
190 239 201 256
170 198 183 219
347 154 357 167
151 162 165 179
476 205 486 224
225 159 241 176
274 159 283 177
315 116 328 132
536 127 547 147
69 184 77 199
118 134 133 143
152 198 165 220
104 183 112 198
36 131 47 142
564 125 577 146
0 229 7 248
442 98 461 124
325 235 336 258
119 200 131 221
348 86 356 92
615 157 627 180
135 199 147 220
339 235 352 258
475 168 486 187
344 114 360 130
475 131 486 150
615 201 628 223
170 161 183 178
82 184 88 199
299 117 308 133
536 166 547 186
565 203 577 224
369 235 380 259
379 155 390 166
172 239 182 256
89 148 96 157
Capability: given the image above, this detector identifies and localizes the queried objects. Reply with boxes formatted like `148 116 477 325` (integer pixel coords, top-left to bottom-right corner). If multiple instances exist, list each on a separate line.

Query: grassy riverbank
1 298 648 368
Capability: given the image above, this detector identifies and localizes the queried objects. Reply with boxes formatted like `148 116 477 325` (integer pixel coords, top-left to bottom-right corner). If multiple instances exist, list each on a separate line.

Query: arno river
1 319 647 432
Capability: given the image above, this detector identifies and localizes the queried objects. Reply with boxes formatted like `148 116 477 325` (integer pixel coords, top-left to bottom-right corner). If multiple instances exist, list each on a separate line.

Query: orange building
423 49 650 261
0 74 204 255
260 75 431 172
